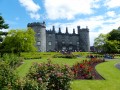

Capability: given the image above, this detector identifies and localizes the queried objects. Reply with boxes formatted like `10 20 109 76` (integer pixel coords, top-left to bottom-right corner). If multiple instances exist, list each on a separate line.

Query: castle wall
54 34 79 51
27 22 90 52
46 31 56 51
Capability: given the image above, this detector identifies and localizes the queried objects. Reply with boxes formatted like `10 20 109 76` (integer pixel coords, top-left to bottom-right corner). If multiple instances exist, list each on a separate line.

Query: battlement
27 21 46 28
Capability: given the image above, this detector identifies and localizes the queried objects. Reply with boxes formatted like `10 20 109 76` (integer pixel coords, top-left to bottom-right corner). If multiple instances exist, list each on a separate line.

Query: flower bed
72 58 105 79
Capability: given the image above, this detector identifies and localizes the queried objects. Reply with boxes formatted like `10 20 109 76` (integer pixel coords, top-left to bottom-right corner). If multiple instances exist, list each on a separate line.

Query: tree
94 34 107 53
0 15 9 29
108 29 120 41
94 33 119 53
0 28 36 56
0 15 9 42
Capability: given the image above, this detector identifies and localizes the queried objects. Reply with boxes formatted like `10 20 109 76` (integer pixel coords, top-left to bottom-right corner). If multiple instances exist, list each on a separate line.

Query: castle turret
52 26 55 33
66 27 68 34
59 27 61 33
73 28 75 34
77 26 90 52
77 26 80 34
27 22 46 52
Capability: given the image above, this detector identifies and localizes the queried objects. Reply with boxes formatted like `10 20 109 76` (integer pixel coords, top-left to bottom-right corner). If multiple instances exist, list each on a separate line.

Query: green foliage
0 28 36 56
0 15 9 29
23 78 46 90
94 33 119 53
27 60 74 90
0 62 18 89
0 54 24 68
53 53 76 59
94 34 108 52
21 52 41 59
108 29 120 41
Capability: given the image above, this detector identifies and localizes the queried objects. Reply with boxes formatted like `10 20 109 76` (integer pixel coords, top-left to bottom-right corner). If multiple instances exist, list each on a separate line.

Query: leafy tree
94 34 107 53
103 40 119 53
108 29 120 41
94 33 119 53
0 28 36 56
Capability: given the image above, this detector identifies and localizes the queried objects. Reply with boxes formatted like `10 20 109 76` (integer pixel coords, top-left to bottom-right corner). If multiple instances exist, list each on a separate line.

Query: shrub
27 60 74 90
0 62 19 89
53 53 76 59
0 54 24 68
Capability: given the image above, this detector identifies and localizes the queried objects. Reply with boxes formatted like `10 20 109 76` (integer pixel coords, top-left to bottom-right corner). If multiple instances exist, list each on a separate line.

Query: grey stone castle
27 22 90 52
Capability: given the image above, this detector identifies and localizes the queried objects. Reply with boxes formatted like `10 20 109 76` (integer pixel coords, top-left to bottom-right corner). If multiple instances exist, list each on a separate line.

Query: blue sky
0 0 120 46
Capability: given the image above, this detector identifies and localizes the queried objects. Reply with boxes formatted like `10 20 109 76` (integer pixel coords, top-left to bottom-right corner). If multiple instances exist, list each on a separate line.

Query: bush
0 62 19 89
27 60 74 90
0 54 24 68
53 53 76 59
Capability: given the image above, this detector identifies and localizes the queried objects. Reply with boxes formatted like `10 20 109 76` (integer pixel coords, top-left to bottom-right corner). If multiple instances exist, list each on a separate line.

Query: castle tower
66 27 68 34
77 26 90 52
27 22 46 52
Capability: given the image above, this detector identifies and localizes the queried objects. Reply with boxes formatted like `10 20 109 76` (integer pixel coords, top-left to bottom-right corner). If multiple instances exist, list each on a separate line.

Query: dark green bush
53 53 76 59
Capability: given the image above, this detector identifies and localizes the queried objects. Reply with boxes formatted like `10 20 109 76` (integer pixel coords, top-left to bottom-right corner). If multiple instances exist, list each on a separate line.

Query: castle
27 22 90 52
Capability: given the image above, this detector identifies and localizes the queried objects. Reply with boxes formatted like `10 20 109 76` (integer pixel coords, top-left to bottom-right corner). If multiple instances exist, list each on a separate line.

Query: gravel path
115 63 120 70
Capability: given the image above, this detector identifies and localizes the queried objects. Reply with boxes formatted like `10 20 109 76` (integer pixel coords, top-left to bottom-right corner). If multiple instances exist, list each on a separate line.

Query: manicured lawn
16 52 120 90
16 57 84 77
71 59 120 90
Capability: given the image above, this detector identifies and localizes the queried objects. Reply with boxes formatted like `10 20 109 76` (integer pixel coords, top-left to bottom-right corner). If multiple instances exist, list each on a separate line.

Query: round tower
77 26 90 52
27 22 46 52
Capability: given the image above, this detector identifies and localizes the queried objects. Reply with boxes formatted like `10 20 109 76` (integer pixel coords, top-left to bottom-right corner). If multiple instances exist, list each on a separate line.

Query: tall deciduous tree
94 34 107 52
108 29 120 41
0 28 36 56
94 33 119 53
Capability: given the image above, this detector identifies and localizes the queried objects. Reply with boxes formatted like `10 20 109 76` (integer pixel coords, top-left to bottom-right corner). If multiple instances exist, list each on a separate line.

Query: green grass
71 59 120 90
16 52 120 90
16 57 84 77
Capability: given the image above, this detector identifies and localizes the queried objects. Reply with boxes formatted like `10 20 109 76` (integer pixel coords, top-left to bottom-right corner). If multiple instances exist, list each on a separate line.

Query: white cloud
30 13 40 20
105 0 120 8
44 0 100 20
19 0 40 20
106 11 116 17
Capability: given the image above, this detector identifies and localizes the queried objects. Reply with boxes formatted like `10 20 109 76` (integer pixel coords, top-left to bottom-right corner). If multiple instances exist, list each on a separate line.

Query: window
37 41 41 45
69 46 72 50
77 42 79 45
70 42 72 44
49 34 52 37
62 41 65 44
62 47 66 50
37 33 40 36
48 42 52 45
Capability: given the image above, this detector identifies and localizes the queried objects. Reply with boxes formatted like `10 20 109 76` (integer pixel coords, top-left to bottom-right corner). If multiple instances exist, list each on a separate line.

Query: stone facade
27 22 90 52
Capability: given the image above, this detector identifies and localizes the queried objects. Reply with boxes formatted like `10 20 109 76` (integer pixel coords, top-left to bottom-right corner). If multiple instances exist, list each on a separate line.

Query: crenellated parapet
27 21 46 28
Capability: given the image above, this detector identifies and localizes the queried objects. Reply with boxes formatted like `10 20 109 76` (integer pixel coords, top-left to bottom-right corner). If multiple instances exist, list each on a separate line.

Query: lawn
71 59 120 90
16 52 120 90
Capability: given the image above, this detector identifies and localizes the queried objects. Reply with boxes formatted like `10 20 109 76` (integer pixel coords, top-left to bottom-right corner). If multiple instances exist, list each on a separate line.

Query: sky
0 0 120 46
